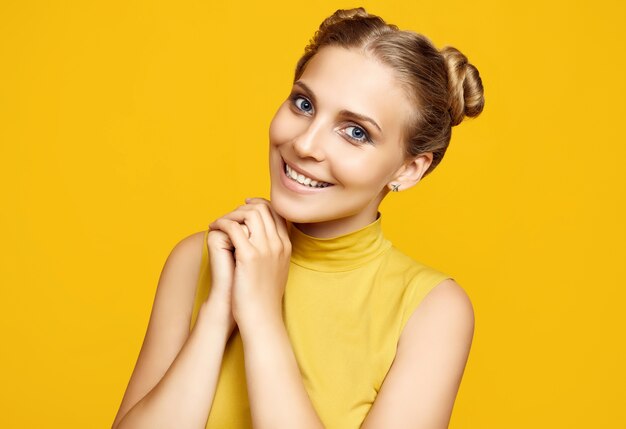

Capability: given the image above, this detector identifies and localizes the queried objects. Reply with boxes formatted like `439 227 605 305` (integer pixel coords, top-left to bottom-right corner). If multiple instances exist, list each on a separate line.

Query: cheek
269 105 299 146
332 154 393 189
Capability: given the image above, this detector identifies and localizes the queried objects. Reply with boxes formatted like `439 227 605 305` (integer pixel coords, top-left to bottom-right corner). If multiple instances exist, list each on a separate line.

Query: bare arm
113 301 232 429
360 278 475 429
238 314 325 429
111 231 234 429
208 198 325 429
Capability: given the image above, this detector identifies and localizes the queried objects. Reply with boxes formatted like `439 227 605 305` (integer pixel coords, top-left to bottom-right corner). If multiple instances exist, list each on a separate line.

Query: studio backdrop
1 0 624 427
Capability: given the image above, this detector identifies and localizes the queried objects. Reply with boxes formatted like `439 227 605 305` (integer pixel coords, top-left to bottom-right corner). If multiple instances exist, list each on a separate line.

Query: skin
111 45 474 429
268 46 432 238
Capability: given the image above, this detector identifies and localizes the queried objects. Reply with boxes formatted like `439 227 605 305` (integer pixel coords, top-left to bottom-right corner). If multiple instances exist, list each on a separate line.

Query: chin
269 190 319 223
268 188 330 223
270 186 366 225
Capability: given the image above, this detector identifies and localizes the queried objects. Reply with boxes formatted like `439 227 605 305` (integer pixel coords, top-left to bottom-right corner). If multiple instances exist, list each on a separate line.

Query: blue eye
344 125 371 144
292 95 313 113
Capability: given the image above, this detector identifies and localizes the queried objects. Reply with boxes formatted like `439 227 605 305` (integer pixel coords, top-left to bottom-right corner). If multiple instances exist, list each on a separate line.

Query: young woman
112 7 484 429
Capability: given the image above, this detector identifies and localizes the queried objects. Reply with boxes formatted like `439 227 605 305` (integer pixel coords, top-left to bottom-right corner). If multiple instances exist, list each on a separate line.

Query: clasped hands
206 197 292 333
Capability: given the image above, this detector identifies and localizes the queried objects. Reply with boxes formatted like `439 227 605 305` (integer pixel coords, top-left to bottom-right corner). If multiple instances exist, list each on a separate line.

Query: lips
282 157 334 187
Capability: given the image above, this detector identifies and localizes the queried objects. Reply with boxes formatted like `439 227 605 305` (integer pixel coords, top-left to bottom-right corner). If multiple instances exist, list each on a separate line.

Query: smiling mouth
282 159 334 188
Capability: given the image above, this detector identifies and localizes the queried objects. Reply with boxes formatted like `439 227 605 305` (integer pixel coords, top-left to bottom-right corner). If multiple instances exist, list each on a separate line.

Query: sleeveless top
189 212 451 429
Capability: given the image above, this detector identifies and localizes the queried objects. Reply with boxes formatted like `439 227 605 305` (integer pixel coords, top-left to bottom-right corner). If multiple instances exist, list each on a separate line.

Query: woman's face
268 45 420 235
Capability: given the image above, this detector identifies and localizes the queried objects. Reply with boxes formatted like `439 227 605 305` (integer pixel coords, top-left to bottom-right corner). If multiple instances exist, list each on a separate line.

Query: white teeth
284 162 331 188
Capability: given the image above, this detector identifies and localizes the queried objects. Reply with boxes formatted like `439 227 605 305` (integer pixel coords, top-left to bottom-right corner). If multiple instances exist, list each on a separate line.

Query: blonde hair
294 7 485 176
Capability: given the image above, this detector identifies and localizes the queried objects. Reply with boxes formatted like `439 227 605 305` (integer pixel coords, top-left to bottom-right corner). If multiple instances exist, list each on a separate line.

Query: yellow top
189 212 451 429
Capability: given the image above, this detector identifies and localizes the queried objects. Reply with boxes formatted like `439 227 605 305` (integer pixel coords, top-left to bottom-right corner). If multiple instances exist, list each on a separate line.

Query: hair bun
440 46 485 126
324 7 370 26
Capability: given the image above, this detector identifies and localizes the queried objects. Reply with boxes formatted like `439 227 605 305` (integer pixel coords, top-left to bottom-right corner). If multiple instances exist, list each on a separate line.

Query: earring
391 183 400 192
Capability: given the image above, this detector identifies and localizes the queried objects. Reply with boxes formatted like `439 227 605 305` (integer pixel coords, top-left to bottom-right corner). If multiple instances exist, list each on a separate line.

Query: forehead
298 46 412 140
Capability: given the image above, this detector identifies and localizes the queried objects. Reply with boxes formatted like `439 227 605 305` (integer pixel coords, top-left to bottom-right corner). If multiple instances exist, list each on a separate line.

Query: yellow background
1 0 624 427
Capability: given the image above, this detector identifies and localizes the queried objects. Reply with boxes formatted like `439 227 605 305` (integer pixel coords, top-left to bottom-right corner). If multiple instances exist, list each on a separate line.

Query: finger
254 199 289 247
209 219 248 241
244 201 280 244
246 198 290 247
210 221 249 238
209 206 254 231
212 206 268 245
209 206 258 238
207 229 234 252
210 218 254 255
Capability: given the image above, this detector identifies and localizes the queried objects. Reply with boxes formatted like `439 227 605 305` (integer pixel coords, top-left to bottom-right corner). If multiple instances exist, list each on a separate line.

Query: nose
292 119 326 161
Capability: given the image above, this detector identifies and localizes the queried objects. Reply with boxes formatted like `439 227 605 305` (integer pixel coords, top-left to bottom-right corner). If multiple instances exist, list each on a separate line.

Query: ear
387 152 433 192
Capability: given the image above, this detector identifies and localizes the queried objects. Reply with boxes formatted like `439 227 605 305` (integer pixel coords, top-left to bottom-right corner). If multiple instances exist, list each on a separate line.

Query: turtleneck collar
288 212 392 272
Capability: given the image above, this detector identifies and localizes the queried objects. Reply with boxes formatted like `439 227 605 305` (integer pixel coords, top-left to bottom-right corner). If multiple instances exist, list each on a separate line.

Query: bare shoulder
155 230 208 298
419 278 474 325
400 278 475 349
360 278 475 428
111 229 208 429
154 229 208 310
168 229 207 263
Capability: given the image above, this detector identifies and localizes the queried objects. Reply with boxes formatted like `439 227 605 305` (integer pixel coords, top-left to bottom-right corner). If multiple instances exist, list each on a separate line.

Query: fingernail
245 198 251 203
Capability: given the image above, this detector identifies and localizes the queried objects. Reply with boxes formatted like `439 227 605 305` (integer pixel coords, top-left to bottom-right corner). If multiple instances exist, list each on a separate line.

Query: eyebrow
293 80 383 135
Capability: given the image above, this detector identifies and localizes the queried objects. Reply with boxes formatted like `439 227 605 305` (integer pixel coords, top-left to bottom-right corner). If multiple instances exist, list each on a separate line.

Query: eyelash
289 94 373 145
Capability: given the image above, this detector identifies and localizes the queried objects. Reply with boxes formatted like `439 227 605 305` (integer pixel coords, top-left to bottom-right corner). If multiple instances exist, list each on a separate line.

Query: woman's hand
205 228 245 334
208 197 291 330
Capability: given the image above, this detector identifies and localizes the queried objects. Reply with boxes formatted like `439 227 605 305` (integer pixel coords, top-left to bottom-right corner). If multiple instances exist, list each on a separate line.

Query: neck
292 206 380 238
288 209 391 272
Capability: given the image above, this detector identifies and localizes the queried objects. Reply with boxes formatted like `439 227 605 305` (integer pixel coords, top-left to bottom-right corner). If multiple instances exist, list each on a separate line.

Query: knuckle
258 203 272 216
207 230 223 246
269 241 282 254
245 249 260 261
